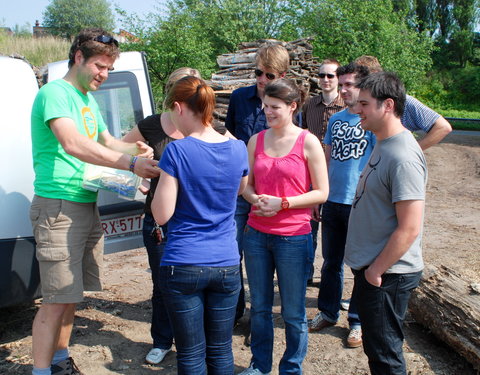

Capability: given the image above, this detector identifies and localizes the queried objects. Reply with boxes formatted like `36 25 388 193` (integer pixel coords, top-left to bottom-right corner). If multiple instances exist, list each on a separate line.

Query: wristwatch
281 196 289 210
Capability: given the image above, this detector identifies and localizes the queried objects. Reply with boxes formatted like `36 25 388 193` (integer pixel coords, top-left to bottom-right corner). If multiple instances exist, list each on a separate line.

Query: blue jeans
142 214 174 349
353 269 422 375
318 201 360 328
234 195 251 321
243 225 313 374
159 265 240 375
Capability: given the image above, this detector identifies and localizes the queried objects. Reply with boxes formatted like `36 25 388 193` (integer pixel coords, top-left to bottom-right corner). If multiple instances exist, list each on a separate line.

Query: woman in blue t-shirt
152 76 249 375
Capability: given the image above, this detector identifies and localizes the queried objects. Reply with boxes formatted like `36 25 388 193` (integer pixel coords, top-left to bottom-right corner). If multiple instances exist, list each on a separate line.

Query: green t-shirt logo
82 107 97 139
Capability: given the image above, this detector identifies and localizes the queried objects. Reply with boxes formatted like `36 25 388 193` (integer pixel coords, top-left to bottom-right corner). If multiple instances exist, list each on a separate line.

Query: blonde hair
354 55 383 73
165 67 201 95
255 44 290 75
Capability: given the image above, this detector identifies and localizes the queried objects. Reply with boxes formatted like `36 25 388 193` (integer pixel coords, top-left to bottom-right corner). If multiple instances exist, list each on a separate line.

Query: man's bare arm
50 117 159 178
99 130 153 159
418 116 452 150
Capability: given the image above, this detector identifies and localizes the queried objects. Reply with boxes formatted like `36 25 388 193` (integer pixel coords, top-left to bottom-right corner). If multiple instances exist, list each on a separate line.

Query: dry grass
0 33 69 67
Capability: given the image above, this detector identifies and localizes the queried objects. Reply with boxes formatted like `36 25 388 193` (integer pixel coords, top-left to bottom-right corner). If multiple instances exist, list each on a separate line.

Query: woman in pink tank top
239 79 329 375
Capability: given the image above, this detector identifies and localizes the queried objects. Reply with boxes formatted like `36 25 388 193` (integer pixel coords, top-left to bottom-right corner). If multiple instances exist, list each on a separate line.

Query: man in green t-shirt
30 28 159 375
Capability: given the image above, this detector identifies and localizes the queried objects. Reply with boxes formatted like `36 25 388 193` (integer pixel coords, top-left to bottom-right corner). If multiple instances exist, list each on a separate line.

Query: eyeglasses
93 35 119 47
319 73 335 79
255 69 276 81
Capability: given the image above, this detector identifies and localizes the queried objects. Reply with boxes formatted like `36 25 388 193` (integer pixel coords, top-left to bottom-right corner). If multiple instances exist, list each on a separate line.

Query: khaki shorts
30 195 104 304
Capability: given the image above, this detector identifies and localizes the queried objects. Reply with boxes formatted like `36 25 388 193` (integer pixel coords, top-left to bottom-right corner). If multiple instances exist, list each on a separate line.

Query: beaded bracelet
129 155 138 173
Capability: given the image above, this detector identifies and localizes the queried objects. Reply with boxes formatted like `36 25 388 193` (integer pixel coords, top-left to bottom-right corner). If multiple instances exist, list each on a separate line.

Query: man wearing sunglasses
301 58 347 285
30 28 159 375
302 59 346 146
225 44 289 325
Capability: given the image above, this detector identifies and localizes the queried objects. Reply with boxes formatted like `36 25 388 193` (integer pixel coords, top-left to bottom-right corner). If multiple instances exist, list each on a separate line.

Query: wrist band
129 155 138 173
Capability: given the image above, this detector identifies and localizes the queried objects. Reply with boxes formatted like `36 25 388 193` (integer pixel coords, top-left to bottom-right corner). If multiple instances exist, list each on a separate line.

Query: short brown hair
164 76 215 127
264 78 306 116
356 72 405 118
354 55 383 73
320 58 341 68
255 44 290 75
68 28 120 68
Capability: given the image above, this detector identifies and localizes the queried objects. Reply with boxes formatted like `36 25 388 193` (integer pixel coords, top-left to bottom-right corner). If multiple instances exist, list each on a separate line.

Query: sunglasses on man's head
93 35 119 47
255 69 276 81
319 73 335 79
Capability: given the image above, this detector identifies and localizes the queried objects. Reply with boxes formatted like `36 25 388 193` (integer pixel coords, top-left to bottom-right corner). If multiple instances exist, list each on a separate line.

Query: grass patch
437 109 480 131
0 33 69 67
447 120 480 131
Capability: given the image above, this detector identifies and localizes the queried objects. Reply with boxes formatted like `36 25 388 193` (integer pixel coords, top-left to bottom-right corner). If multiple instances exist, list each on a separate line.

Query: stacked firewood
210 38 321 124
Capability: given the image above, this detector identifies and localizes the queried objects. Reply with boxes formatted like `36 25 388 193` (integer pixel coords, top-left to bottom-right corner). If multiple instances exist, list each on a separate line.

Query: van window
91 72 143 138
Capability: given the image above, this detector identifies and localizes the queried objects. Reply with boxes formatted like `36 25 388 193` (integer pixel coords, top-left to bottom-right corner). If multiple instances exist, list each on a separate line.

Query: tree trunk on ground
409 264 480 371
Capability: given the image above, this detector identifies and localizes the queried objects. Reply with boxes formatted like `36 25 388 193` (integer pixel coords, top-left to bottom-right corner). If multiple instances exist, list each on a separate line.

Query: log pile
409 264 480 371
209 38 321 124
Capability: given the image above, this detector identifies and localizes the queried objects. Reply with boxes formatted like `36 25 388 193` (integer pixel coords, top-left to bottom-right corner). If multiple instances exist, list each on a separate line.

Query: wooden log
211 73 253 81
409 264 480 371
217 52 256 66
213 90 234 95
213 111 227 121
211 78 256 88
215 96 230 105
215 103 229 110
217 62 256 69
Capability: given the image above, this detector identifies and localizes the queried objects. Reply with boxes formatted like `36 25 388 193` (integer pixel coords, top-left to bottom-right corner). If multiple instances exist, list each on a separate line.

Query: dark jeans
353 269 422 375
159 265 240 375
309 216 319 281
142 213 173 349
234 195 251 320
243 225 313 374
318 201 360 328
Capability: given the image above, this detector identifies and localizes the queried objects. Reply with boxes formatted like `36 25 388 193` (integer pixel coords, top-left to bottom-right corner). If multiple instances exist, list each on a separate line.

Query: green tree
449 0 478 67
118 6 215 108
169 0 300 56
413 0 438 36
298 0 434 90
117 0 303 106
43 0 115 39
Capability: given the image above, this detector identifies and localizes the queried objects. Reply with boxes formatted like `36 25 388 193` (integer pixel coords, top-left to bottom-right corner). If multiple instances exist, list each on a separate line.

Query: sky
1 0 166 31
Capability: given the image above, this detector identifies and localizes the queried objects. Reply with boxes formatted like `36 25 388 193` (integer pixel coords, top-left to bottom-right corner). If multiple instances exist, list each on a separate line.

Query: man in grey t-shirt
345 72 427 375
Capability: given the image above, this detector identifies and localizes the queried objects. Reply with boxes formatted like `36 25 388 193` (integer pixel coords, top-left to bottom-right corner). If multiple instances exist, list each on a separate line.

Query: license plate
101 214 143 238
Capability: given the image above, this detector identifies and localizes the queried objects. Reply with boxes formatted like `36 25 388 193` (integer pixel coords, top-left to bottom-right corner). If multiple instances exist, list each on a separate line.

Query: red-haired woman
152 76 249 375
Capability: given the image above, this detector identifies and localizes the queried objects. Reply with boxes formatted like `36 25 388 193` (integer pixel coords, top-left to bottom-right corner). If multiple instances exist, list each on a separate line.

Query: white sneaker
145 347 171 364
340 299 351 311
346 328 362 348
238 364 271 375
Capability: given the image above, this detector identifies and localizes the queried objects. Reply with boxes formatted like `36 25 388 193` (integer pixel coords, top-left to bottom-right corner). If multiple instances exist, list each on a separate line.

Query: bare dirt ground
1 133 479 375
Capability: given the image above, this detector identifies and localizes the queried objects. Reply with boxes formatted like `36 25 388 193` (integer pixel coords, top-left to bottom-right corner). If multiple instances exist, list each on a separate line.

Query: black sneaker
51 357 84 375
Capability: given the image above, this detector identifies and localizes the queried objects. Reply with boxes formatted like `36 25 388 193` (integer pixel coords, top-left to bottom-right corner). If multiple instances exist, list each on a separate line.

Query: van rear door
0 56 40 307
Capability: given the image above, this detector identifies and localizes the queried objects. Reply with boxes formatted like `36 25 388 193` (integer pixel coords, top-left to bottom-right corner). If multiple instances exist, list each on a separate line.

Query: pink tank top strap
290 130 309 158
254 130 267 158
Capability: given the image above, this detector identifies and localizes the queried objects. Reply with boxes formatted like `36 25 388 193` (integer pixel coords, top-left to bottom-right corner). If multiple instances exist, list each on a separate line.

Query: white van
0 52 154 307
